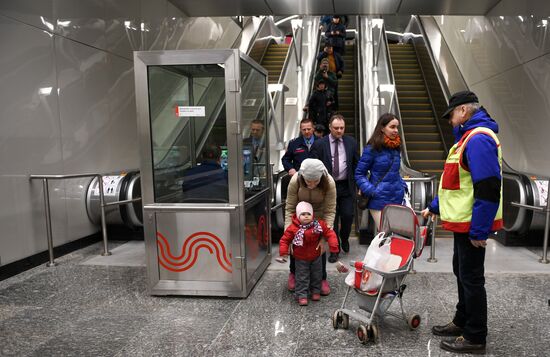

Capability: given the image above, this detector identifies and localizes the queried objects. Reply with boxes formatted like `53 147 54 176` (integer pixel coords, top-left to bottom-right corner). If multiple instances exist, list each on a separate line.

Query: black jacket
281 136 315 172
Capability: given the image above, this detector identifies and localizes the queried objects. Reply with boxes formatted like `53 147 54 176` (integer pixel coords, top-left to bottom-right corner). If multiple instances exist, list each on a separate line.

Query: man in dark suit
310 113 359 261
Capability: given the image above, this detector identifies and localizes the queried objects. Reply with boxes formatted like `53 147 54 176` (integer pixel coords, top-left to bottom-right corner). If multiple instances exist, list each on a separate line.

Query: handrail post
97 174 111 256
427 178 438 263
42 178 57 267
540 196 550 264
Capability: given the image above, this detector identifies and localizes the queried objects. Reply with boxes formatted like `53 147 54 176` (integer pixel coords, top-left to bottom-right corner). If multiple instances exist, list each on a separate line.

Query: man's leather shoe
328 252 338 263
432 321 463 336
440 336 486 355
341 239 349 253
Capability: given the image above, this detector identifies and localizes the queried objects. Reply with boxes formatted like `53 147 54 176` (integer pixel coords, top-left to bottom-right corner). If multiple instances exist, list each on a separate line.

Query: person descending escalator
324 15 347 56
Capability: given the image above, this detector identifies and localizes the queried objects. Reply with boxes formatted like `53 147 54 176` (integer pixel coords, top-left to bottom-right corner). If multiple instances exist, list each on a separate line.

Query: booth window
148 64 229 203
240 60 268 198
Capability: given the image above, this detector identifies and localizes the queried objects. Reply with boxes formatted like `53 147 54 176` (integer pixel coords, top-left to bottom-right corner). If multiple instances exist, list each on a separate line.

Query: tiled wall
435 15 550 176
0 0 242 265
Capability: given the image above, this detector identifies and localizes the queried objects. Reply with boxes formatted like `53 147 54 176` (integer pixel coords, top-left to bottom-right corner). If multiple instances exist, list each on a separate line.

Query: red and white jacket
279 214 339 261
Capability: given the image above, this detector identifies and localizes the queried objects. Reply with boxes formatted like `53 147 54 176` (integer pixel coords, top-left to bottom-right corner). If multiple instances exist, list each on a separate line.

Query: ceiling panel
169 0 273 17
265 0 334 16
487 0 550 16
398 0 501 15
170 0 550 17
334 0 401 15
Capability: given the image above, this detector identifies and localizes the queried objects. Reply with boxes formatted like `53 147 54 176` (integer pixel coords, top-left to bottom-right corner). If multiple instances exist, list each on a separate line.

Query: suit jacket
309 135 359 195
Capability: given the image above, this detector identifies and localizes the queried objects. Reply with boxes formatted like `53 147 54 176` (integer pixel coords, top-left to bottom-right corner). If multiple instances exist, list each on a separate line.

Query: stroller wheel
408 314 421 330
341 313 349 329
356 325 368 344
367 324 378 342
332 310 342 329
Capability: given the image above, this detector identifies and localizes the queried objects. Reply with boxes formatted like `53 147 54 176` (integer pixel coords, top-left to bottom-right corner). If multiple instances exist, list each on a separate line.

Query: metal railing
403 176 438 263
29 173 142 267
511 200 550 264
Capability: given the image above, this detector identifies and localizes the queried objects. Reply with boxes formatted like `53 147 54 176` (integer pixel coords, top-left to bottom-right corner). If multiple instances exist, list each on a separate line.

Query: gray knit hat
299 158 327 181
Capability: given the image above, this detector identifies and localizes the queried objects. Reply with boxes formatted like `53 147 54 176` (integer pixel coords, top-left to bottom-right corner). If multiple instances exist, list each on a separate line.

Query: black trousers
452 232 487 344
290 253 327 280
334 181 354 248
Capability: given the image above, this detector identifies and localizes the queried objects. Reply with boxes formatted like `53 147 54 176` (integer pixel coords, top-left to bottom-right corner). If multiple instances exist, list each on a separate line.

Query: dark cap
442 91 479 119
314 124 325 132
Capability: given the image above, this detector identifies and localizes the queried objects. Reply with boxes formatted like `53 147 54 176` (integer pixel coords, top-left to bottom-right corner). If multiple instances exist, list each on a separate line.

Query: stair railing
29 173 142 266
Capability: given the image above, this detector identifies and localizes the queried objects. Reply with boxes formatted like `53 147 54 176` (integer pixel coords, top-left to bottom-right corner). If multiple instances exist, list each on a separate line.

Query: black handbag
357 154 395 210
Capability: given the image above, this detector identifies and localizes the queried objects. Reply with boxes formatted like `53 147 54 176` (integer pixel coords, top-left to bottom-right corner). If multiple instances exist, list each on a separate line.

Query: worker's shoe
440 336 486 355
431 321 463 336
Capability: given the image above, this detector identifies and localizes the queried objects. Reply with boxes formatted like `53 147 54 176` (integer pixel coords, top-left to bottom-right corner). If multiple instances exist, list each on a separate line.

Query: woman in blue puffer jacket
355 113 408 229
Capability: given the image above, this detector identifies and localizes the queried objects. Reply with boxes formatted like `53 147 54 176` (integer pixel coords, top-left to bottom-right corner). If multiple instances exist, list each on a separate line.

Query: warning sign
175 106 205 117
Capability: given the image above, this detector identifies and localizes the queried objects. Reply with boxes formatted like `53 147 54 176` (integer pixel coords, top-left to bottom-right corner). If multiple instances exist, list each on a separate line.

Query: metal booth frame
134 49 271 297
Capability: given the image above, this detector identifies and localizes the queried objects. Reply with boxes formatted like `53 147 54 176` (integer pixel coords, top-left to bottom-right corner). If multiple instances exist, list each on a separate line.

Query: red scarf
383 135 401 149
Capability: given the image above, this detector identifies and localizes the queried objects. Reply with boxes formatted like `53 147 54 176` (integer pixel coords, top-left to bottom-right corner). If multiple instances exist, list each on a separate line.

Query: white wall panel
0 0 55 32
0 15 66 264
437 15 550 175
54 0 106 48
56 37 112 171
105 0 141 59
0 0 247 266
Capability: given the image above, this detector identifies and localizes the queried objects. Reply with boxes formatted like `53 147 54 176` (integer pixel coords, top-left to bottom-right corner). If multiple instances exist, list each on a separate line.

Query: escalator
261 43 290 84
388 42 452 238
387 16 548 244
389 43 445 175
339 43 358 137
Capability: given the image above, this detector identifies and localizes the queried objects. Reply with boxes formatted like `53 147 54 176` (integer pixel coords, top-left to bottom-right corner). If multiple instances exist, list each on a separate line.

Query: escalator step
409 160 446 170
405 133 441 141
408 150 446 160
406 141 444 150
403 125 439 133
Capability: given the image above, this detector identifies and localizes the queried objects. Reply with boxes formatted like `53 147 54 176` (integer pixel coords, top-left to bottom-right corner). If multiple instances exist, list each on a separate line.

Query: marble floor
1 238 549 356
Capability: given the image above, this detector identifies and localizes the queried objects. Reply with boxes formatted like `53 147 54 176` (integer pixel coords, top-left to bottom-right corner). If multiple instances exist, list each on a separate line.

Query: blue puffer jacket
355 145 407 210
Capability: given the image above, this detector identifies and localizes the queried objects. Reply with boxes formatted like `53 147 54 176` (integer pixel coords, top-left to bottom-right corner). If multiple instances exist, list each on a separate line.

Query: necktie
306 138 311 150
333 139 340 177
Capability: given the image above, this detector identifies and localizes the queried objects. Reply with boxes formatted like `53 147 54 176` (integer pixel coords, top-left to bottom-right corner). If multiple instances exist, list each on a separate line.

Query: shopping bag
345 232 385 290
402 191 412 209
360 232 391 292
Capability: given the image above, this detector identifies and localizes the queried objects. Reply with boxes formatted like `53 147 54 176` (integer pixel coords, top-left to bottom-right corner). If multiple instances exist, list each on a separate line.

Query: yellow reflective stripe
438 127 503 226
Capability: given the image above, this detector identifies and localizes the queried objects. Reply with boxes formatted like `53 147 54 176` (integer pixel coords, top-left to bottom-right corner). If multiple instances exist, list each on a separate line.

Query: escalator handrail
356 16 366 147
415 16 469 100
304 23 324 111
410 38 449 154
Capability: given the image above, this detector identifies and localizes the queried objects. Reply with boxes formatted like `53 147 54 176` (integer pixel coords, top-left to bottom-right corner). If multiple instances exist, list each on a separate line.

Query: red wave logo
157 231 232 273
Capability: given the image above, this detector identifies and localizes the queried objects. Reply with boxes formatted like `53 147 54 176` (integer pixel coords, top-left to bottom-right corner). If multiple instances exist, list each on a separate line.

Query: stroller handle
349 260 411 278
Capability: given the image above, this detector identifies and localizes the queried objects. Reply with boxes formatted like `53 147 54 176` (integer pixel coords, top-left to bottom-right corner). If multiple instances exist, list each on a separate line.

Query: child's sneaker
298 298 308 306
321 280 331 296
311 293 321 301
288 273 296 291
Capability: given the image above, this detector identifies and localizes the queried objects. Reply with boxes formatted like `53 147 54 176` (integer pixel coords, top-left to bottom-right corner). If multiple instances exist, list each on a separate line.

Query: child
279 201 339 306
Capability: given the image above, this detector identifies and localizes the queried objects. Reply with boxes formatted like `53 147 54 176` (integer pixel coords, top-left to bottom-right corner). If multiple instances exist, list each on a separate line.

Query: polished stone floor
1 239 549 356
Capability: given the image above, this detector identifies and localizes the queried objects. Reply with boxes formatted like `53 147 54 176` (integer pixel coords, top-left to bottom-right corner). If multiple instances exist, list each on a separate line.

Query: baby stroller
332 204 429 344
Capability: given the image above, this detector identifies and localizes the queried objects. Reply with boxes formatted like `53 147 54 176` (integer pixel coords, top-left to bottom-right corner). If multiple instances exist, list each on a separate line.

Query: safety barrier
403 176 438 263
511 200 550 264
29 173 142 267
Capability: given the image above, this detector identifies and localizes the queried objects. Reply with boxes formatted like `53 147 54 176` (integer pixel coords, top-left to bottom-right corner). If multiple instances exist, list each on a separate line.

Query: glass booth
134 50 271 297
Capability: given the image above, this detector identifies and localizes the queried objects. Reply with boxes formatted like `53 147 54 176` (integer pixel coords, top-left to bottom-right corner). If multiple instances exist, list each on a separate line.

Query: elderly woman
285 158 336 296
